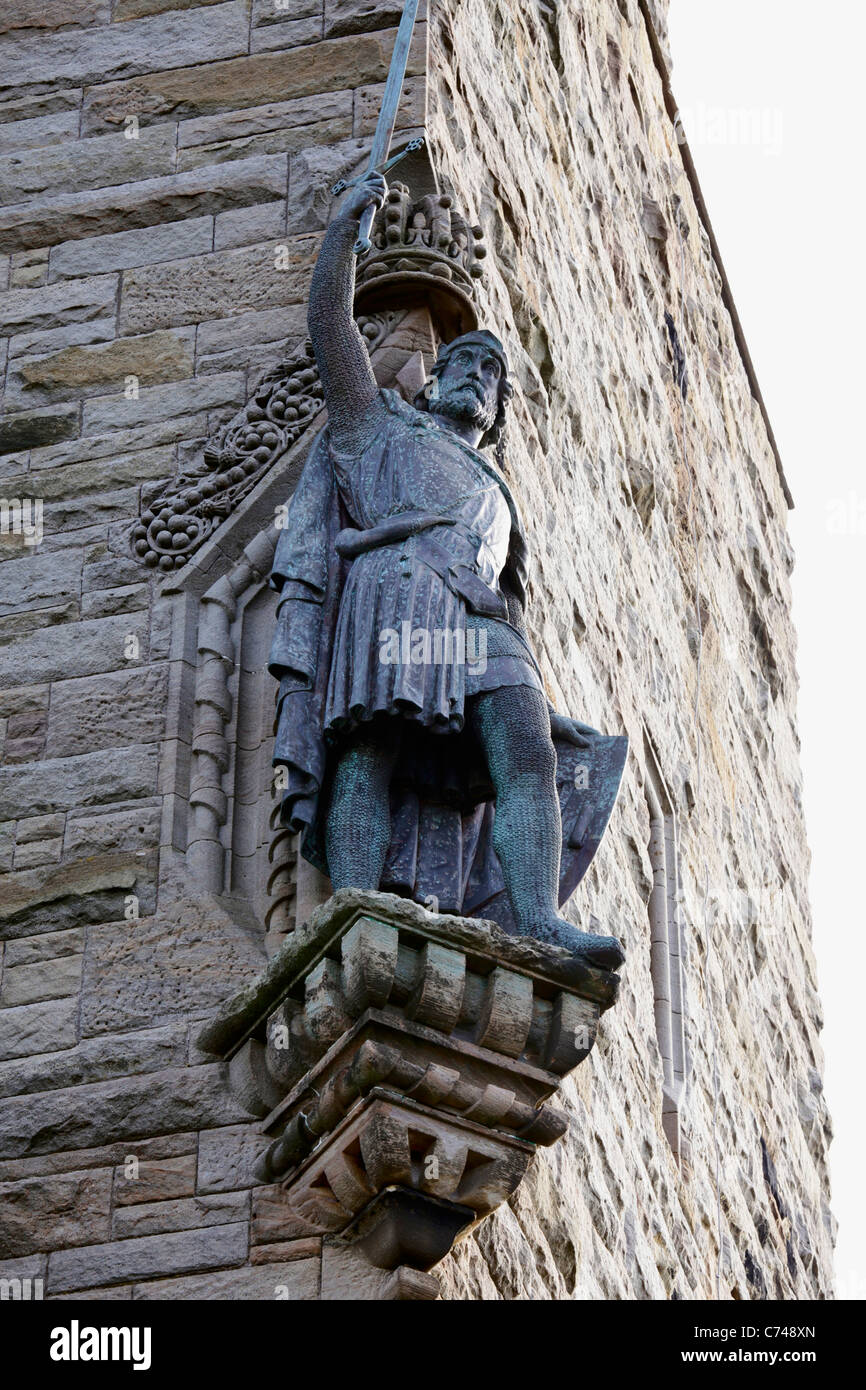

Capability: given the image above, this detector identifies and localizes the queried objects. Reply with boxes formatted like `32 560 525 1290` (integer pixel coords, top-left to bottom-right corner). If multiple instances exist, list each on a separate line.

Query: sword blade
367 0 423 172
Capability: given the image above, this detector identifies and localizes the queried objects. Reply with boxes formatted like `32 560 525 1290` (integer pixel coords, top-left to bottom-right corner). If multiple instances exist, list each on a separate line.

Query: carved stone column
198 889 620 1298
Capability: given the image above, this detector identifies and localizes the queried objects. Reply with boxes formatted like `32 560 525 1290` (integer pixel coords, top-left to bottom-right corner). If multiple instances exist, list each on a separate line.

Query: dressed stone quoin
268 173 628 969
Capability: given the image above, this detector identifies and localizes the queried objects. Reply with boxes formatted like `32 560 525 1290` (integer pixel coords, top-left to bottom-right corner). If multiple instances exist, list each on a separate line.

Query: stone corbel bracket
198 889 620 1290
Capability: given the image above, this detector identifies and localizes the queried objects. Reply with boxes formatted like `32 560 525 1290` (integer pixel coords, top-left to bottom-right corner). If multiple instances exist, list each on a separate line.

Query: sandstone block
178 90 351 149
4 929 83 967
0 997 78 1063
113 1153 197 1206
287 137 369 233
112 1190 248 1239
11 837 64 868
82 372 246 432
324 0 405 40
250 17 323 55
47 1220 249 1294
80 583 149 619
0 954 82 1009
213 201 287 251
131 1258 319 1299
63 803 161 858
0 156 287 257
196 1124 270 1194
0 108 80 154
0 1023 186 1099
0 1168 112 1257
0 744 158 818
0 125 175 205
82 25 425 132
0 548 81 617
0 1 109 34
0 2 250 96
50 217 214 281
195 303 306 356
0 402 80 454
0 272 117 338
7 330 194 408
0 614 148 690
0 1064 247 1161
119 240 317 334
79 898 265 1037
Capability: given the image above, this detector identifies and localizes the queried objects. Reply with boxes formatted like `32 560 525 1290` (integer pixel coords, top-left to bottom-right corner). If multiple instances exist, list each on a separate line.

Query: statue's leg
325 719 402 891
468 686 625 969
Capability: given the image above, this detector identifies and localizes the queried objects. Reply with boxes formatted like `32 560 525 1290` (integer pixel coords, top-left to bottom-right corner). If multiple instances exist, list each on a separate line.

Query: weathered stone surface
251 1186 321 1245
5 927 83 966
112 1190 248 1239
195 304 306 356
0 1131 196 1184
0 1 109 35
64 803 161 858
0 855 139 936
49 217 213 281
250 11 322 55
79 895 265 1037
0 272 117 338
119 240 318 335
0 1168 112 1256
0 124 175 204
0 1065 247 1160
287 136 370 233
0 2 250 96
353 73 426 136
0 745 158 817
81 582 149 618
47 1220 249 1293
0 156 287 256
0 954 82 1009
213 202 287 252
0 109 80 154
45 665 168 759
196 1124 269 1194
5 331 195 408
131 1258 319 1300
0 401 79 453
82 25 427 131
0 1024 186 1099
177 90 351 150
0 549 80 616
113 1153 196 1206
324 0 404 40
82 371 246 432
114 0 226 20
0 997 77 1063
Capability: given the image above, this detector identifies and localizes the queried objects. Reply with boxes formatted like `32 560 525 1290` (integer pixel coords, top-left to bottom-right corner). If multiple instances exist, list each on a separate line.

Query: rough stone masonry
0 0 834 1300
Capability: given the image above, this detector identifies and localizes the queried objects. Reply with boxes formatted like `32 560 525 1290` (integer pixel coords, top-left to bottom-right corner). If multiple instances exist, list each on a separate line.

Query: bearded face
428 343 502 435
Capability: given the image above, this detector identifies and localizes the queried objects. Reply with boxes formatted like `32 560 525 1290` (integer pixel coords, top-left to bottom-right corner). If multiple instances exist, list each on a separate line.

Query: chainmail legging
325 686 561 934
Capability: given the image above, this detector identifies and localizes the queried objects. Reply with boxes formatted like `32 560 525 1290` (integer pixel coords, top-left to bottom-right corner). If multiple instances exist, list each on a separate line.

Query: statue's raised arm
307 174 389 453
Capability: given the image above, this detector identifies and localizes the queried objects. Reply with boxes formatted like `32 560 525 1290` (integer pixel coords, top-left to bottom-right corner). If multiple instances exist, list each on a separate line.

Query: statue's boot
530 918 626 971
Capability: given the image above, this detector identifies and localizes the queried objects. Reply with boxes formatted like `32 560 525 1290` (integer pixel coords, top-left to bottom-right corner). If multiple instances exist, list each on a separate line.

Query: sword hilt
353 204 376 257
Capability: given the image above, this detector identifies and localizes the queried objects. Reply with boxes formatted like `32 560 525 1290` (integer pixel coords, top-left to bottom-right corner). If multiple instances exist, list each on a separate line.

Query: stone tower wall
0 0 832 1300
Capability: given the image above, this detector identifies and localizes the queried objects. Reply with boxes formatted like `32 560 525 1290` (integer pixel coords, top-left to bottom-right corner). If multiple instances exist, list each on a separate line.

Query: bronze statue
268 173 627 970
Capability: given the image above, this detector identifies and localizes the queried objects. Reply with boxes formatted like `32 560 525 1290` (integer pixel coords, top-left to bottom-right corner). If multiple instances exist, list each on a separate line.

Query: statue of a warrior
268 172 627 970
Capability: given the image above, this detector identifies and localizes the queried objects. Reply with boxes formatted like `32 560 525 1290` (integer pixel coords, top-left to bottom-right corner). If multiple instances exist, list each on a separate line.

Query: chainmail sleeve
307 214 388 453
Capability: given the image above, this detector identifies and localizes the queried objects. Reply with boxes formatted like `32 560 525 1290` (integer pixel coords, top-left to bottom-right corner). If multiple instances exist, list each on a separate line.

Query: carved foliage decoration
130 316 398 573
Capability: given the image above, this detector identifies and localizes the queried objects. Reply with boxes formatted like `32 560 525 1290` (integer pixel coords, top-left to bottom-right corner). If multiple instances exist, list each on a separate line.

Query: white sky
669 1 865 1298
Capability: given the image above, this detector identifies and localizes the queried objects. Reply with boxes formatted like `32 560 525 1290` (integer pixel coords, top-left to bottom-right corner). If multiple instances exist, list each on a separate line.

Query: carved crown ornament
129 185 488 574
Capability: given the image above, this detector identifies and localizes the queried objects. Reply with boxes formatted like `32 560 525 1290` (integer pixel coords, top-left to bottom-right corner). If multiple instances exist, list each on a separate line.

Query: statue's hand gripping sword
329 0 424 256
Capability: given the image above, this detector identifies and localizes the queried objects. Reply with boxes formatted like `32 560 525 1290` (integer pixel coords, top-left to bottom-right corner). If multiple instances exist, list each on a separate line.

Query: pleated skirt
324 546 467 737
